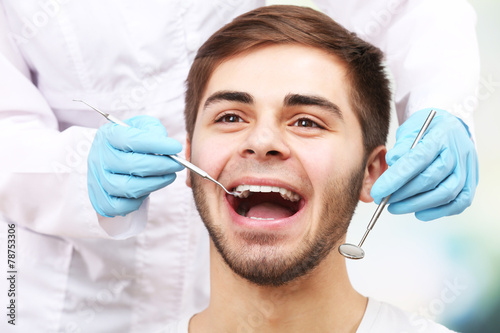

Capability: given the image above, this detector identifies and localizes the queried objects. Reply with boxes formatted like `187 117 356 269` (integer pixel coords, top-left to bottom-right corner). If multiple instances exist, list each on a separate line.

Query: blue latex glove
87 115 184 217
371 108 478 221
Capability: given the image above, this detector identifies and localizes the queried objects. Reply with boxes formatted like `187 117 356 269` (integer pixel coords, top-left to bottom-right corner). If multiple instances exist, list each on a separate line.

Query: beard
190 161 366 287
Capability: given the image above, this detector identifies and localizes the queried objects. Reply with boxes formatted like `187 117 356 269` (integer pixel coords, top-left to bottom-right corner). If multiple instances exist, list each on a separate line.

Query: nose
239 123 291 161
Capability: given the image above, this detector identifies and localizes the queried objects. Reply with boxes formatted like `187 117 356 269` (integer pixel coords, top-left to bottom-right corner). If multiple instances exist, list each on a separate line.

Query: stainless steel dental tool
339 109 437 260
74 99 241 196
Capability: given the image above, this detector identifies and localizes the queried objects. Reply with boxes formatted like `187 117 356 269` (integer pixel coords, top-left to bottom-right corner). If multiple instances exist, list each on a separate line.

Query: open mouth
227 185 304 221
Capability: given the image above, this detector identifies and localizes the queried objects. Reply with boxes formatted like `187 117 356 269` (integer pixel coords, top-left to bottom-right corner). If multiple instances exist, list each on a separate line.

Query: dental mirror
339 109 437 260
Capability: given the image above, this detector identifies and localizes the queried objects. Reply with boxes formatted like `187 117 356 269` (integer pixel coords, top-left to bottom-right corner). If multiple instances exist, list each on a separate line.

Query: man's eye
215 113 243 123
293 118 321 128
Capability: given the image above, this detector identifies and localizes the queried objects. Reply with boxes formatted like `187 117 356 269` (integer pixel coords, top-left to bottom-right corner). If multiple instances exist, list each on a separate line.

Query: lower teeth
237 207 275 221
249 217 275 221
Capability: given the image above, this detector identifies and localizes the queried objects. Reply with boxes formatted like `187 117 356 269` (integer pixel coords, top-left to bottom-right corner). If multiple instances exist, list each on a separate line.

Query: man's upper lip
227 177 304 198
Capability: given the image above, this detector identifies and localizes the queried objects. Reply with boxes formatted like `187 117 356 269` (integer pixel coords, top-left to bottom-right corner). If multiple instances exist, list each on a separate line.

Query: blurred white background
267 0 500 331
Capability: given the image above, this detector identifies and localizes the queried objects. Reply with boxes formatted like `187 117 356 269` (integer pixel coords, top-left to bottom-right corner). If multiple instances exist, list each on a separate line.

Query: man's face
187 44 372 286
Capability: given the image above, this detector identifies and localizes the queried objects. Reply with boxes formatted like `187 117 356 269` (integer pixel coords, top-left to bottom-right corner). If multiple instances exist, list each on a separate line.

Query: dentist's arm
314 0 480 220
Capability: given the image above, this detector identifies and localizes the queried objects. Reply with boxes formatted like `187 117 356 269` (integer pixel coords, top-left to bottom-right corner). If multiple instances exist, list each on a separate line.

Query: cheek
293 138 358 178
191 133 238 178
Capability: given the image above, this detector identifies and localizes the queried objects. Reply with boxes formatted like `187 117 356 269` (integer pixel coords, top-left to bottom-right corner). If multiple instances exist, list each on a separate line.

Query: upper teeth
234 185 300 202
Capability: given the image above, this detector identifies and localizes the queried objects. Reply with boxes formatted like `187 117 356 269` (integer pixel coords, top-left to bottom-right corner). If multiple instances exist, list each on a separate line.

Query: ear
359 145 388 203
185 136 192 188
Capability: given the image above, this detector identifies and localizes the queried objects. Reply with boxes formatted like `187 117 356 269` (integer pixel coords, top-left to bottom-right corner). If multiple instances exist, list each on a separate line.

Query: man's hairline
189 43 351 122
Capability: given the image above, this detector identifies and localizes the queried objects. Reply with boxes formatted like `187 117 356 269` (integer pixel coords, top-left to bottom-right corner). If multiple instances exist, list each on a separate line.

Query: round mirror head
338 243 365 260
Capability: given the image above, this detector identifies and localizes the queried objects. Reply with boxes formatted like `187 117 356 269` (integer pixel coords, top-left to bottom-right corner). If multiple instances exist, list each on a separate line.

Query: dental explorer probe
73 100 241 196
339 109 437 260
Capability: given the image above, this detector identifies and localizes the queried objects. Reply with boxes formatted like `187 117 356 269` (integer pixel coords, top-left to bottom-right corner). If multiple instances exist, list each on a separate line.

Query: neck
190 241 367 333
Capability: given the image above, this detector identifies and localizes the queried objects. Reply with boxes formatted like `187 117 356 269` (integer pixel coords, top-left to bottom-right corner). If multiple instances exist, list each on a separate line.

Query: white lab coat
0 0 479 332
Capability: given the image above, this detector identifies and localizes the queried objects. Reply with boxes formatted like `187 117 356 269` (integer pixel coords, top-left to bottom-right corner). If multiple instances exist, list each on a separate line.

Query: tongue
246 202 294 219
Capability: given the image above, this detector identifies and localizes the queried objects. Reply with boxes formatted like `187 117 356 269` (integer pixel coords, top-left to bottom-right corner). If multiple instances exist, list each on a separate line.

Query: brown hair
184 5 391 154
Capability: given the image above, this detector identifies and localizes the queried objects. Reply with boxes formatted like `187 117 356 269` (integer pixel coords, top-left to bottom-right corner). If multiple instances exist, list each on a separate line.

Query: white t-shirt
160 298 455 333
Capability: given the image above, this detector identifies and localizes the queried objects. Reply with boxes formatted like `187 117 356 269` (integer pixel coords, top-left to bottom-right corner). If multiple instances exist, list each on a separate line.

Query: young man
167 5 454 332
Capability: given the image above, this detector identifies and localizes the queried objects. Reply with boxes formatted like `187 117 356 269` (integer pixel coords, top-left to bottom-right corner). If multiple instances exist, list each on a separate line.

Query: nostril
267 150 280 156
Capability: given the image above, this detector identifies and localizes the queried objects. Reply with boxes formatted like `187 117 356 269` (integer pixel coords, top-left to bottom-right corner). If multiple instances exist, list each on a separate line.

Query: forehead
201 44 355 119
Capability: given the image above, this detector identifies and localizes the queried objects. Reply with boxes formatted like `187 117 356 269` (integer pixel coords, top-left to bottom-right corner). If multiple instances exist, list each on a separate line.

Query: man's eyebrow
284 93 343 120
203 91 254 110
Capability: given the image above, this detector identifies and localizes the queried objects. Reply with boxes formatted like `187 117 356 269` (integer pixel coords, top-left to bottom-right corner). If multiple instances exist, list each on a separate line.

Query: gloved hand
370 108 478 221
87 115 184 217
